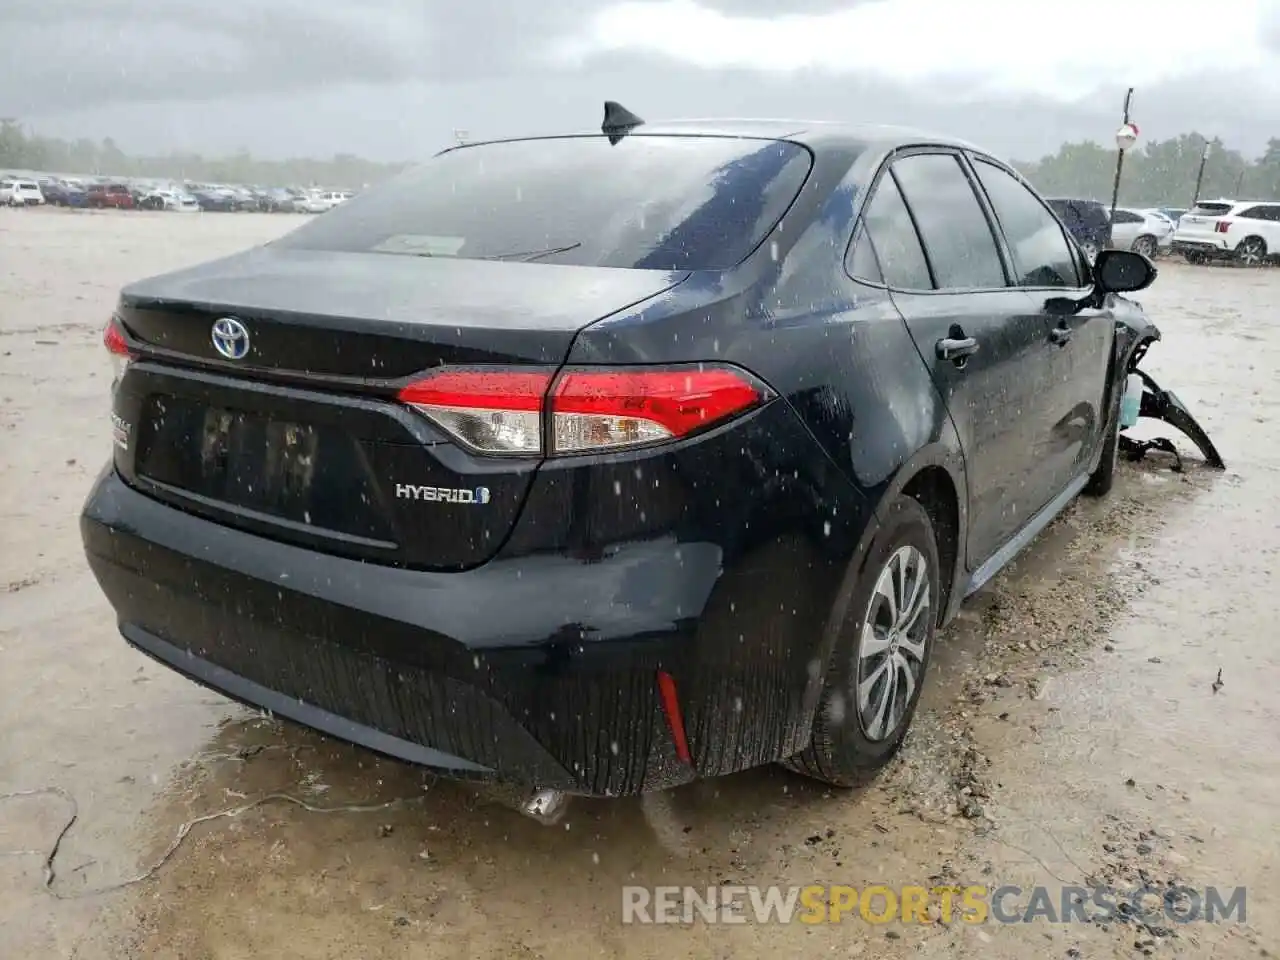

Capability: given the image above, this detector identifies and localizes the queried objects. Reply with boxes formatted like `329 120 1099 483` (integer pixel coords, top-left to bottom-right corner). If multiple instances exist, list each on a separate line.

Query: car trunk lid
111 247 689 570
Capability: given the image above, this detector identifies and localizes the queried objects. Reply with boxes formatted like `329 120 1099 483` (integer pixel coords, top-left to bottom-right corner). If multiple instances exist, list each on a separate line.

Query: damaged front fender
1114 311 1226 471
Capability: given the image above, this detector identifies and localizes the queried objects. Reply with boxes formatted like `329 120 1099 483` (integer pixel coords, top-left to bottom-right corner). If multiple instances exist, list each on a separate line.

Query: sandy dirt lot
1 208 1276 959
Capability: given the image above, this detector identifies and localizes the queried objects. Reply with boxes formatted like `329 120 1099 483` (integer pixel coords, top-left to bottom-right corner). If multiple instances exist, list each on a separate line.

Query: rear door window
275 135 817 271
1237 205 1280 221
890 153 1007 290
858 173 932 290
971 159 1082 288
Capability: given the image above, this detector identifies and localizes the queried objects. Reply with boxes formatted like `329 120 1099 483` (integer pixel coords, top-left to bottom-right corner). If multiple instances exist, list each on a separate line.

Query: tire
1132 235 1158 258
1235 236 1267 267
1084 400 1121 497
785 495 941 787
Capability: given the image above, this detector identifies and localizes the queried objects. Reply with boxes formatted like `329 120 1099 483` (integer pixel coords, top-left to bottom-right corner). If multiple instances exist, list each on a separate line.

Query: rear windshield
1189 203 1232 217
273 135 815 271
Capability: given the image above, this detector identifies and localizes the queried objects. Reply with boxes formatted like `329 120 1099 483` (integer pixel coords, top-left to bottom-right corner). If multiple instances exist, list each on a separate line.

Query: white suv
298 191 351 214
1172 200 1280 266
1 179 46 206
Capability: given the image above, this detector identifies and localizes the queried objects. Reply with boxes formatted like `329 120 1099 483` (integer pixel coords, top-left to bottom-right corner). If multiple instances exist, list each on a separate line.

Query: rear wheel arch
900 466 961 625
873 442 967 624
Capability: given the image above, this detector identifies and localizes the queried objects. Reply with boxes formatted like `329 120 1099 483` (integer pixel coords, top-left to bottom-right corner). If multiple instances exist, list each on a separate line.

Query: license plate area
135 394 394 543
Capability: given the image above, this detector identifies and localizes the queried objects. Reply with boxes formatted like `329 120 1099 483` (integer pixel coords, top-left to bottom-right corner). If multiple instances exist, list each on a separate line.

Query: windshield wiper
481 242 582 262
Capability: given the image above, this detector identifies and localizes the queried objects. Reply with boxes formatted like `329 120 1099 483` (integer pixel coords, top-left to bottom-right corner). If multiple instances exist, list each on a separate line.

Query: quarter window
845 224 883 284
890 154 1007 290
972 159 1082 288
858 174 932 290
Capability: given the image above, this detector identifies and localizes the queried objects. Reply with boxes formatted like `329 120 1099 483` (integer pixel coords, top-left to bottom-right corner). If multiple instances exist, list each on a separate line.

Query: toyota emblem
211 317 250 360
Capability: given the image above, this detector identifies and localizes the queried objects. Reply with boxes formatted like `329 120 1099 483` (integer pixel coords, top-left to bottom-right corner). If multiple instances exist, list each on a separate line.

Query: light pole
1190 140 1211 208
1108 88 1137 223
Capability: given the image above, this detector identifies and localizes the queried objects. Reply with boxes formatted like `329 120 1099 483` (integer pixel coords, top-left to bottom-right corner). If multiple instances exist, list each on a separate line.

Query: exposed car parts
1121 366 1226 471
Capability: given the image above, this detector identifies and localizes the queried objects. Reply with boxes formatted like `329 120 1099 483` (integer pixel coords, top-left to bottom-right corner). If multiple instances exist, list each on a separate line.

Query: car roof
463 118 995 162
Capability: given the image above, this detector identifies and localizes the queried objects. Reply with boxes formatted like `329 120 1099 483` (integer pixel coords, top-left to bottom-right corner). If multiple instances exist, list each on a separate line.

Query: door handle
1049 325 1073 346
936 336 979 363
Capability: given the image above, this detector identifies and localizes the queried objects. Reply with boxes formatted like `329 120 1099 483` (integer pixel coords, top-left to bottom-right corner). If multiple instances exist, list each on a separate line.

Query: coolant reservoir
1120 373 1143 429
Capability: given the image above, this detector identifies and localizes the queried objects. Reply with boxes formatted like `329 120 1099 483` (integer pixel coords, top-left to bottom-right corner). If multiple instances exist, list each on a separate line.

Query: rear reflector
656 670 693 766
1214 221 1231 234
396 364 769 457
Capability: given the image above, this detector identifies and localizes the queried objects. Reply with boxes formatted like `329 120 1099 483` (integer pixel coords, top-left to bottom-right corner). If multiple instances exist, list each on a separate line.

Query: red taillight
103 315 134 386
103 316 131 357
1214 221 1231 234
551 368 766 454
397 368 551 455
395 364 769 457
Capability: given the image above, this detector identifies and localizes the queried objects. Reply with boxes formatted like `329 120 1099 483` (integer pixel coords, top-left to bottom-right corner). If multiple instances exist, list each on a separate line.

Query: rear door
866 149 1057 566
1230 204 1280 254
968 157 1113 510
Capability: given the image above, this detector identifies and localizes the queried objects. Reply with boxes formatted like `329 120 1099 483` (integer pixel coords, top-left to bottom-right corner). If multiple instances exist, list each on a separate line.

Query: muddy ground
0 207 1276 959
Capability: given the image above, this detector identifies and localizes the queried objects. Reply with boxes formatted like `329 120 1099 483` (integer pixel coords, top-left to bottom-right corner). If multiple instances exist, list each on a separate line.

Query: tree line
0 121 407 189
3 120 1280 204
1016 133 1280 207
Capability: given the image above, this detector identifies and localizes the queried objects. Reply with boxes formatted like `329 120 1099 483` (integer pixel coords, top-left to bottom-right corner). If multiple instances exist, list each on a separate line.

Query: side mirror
1094 248 1157 294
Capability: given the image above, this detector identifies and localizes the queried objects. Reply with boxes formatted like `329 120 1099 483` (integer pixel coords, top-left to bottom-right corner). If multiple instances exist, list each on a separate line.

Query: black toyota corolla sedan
82 105 1220 807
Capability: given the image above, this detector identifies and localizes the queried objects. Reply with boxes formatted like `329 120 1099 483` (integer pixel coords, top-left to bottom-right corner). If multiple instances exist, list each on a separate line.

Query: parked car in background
1156 207 1186 225
86 184 136 209
1109 208 1172 258
298 190 351 213
223 186 261 212
1045 198 1112 263
2 179 46 206
43 180 89 207
259 187 306 212
190 189 239 212
1172 200 1280 266
139 188 201 212
83 114 1221 811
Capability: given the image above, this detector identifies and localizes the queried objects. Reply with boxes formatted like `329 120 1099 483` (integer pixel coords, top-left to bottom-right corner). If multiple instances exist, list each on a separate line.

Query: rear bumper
1172 238 1230 256
82 450 857 794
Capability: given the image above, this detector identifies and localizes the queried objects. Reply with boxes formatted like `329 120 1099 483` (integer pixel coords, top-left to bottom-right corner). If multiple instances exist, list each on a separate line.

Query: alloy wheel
855 545 932 742
1238 238 1266 266
1133 236 1157 258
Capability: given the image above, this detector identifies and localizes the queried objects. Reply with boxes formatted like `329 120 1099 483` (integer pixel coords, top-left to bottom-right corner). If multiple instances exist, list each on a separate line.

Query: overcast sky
5 0 1280 163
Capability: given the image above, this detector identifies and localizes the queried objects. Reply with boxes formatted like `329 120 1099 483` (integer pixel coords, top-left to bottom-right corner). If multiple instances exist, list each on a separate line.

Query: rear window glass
1189 203 1233 217
274 135 815 271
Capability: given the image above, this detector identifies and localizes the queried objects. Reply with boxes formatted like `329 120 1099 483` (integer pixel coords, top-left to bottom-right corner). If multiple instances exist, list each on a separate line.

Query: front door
967 156 1115 514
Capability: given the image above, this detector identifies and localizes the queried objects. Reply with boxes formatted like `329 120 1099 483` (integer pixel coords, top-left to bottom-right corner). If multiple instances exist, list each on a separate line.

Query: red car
86 184 135 209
